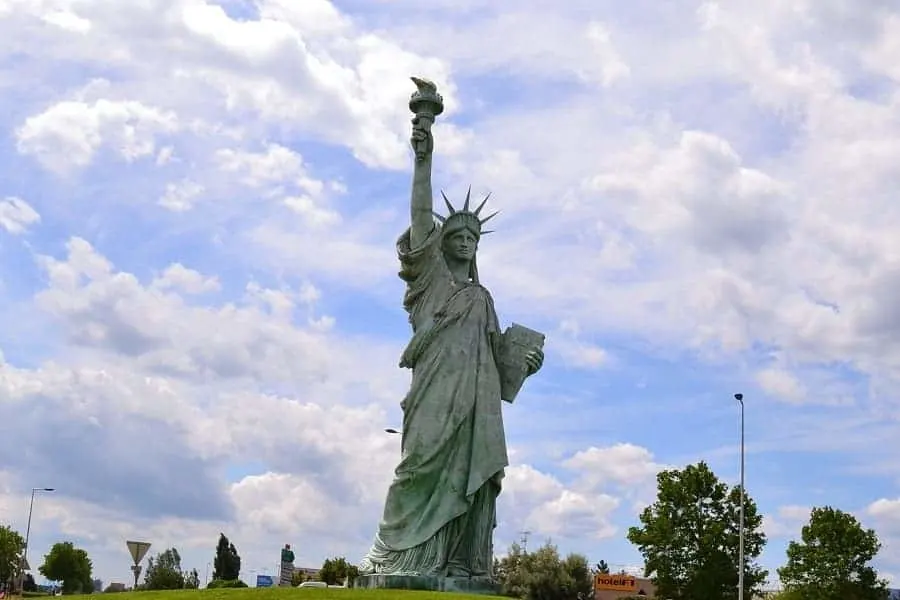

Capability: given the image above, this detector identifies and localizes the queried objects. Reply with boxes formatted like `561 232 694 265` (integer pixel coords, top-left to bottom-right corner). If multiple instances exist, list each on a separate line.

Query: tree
494 542 528 599
184 568 200 589
39 541 94 594
319 557 360 586
212 533 241 581
777 506 889 600
0 525 24 590
494 540 593 600
627 461 767 600
144 548 196 590
561 552 593 599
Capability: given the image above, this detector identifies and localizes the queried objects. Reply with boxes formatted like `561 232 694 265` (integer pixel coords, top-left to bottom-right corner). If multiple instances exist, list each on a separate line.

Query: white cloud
762 505 811 539
756 368 807 404
863 15 900 81
41 9 92 34
501 464 620 541
151 264 220 294
0 196 40 234
159 180 205 212
215 144 312 188
32 238 390 388
555 340 610 369
16 99 178 173
564 444 666 494
229 473 337 536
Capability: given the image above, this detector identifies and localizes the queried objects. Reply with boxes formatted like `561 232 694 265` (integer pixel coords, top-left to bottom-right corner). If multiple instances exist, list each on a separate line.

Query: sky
2 0 900 591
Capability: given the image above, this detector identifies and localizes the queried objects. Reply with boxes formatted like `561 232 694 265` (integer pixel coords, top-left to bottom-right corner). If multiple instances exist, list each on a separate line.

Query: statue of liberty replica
279 544 294 587
356 78 546 593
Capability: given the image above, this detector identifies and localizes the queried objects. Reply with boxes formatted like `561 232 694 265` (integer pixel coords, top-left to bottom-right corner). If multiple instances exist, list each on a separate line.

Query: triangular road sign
126 541 151 565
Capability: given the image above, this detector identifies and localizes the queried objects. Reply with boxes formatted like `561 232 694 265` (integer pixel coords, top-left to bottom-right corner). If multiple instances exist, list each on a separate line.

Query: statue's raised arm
408 77 444 248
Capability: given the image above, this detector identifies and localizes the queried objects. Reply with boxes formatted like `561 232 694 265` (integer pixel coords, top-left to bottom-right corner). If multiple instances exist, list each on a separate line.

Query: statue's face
442 228 478 262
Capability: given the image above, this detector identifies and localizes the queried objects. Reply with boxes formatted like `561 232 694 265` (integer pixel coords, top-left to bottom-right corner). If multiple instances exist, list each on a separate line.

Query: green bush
206 579 248 589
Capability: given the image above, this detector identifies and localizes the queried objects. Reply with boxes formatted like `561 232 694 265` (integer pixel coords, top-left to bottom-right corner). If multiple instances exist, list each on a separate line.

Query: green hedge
206 579 248 589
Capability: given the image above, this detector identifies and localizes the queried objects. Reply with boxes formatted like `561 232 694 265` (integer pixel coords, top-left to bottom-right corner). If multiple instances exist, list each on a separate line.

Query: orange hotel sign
594 573 637 592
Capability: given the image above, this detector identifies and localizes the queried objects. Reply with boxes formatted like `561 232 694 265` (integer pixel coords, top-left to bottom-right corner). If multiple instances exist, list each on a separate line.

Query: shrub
206 579 248 589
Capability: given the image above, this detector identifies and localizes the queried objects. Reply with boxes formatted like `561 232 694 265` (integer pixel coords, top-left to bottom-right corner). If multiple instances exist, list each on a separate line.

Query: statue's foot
358 558 376 575
445 565 470 578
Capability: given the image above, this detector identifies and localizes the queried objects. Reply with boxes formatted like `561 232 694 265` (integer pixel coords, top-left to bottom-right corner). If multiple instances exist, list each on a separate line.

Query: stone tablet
498 323 546 403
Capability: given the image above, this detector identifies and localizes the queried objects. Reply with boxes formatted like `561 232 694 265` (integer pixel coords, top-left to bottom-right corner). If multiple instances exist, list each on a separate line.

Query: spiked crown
433 186 498 238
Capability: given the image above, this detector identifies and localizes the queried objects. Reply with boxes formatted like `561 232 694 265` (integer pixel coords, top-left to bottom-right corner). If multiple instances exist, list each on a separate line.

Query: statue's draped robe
360 225 508 577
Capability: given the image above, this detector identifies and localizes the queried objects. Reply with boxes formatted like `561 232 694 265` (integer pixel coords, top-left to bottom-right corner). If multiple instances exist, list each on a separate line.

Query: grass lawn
17 588 506 600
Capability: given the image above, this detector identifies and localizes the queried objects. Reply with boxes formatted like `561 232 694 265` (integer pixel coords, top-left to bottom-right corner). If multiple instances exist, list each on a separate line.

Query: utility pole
519 530 531 554
735 393 745 600
19 487 54 592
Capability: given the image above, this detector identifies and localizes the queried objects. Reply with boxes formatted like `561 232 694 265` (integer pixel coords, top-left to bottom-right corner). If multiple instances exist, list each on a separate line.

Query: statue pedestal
354 574 500 595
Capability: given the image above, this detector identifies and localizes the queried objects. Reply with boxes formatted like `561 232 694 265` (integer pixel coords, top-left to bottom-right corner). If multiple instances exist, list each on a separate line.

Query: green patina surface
358 77 545 582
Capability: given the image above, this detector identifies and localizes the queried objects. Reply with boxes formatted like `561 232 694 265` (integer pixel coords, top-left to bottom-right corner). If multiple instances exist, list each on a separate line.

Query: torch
408 76 444 162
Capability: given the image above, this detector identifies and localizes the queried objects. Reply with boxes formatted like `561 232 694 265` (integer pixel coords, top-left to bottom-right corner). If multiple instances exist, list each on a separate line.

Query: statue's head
434 186 497 261
434 187 497 283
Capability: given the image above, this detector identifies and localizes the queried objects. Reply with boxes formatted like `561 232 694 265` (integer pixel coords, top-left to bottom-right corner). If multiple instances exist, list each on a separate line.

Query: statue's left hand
525 348 544 375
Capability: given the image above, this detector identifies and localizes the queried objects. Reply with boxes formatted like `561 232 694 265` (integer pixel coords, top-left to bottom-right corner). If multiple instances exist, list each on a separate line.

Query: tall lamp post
734 393 745 600
20 487 55 591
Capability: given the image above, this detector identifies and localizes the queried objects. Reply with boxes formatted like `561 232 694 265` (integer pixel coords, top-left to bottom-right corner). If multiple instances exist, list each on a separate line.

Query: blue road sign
256 575 274 588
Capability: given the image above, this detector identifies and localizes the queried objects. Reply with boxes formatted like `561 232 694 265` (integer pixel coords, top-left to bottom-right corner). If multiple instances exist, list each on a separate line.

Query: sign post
126 541 151 590
594 573 638 593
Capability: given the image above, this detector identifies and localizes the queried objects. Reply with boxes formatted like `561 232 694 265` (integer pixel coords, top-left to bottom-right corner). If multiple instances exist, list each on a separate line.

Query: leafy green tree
494 540 593 600
494 542 528 598
212 533 241 581
144 548 196 590
319 556 360 585
627 461 767 600
777 506 888 600
184 567 200 589
0 525 25 590
38 541 94 594
561 552 593 599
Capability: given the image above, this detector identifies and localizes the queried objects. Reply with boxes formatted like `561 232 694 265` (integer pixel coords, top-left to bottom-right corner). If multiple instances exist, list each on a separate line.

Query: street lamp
734 393 745 600
20 487 55 591
384 428 400 434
